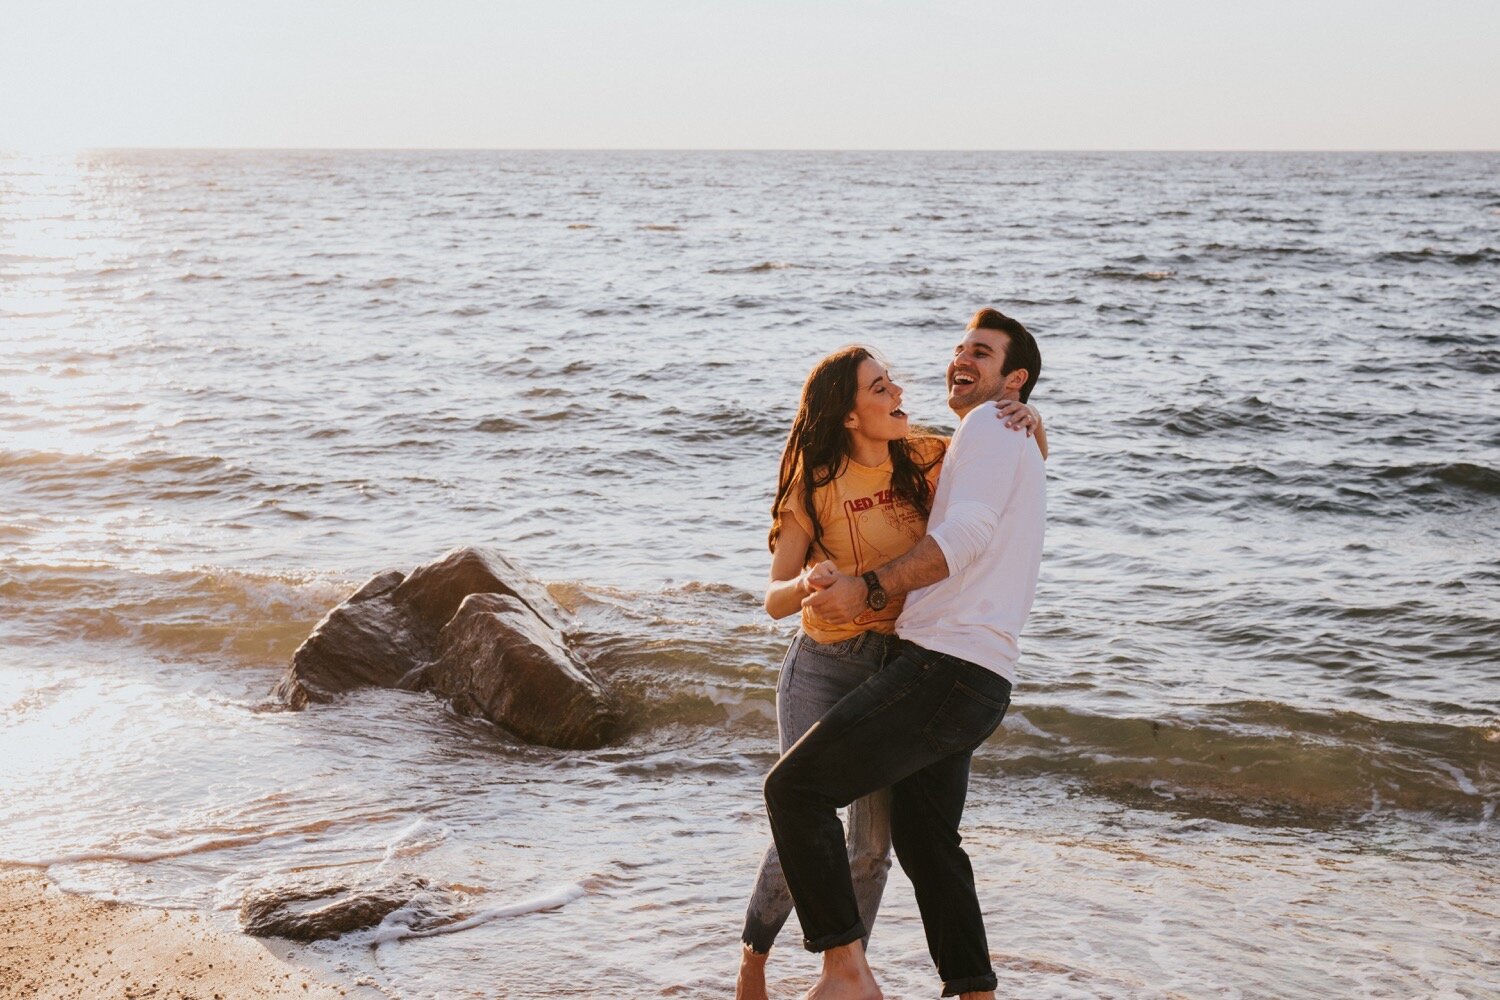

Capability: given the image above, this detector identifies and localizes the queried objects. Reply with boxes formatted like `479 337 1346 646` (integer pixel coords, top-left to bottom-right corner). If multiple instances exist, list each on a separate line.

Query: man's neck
952 390 1020 420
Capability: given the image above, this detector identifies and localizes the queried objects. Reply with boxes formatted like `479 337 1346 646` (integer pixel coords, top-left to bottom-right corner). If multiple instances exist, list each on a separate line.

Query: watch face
863 572 888 611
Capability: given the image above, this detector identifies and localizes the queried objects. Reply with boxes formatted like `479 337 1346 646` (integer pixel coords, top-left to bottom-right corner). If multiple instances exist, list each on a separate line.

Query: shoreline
0 868 378 1000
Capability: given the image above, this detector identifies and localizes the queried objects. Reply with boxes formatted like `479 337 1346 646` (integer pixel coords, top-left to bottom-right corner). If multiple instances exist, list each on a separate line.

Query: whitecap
368 882 589 946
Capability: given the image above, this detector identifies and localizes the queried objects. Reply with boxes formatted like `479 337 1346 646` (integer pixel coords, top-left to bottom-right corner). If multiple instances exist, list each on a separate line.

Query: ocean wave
360 276 410 290
579 447 677 476
1160 395 1286 437
0 815 344 868
1091 267 1178 282
1242 459 1500 513
1119 450 1499 515
649 405 785 443
977 702 1497 823
376 817 449 868
1197 242 1329 258
0 561 349 662
1371 460 1500 497
366 881 589 946
562 585 1497 825
0 447 256 503
706 261 809 275
5 551 1492 833
1445 347 1499 375
1377 247 1499 266
474 416 527 433
3 833 284 868
584 665 1496 824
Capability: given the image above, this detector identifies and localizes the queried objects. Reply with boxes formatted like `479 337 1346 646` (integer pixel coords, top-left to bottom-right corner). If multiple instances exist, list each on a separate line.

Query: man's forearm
875 535 950 600
801 535 952 625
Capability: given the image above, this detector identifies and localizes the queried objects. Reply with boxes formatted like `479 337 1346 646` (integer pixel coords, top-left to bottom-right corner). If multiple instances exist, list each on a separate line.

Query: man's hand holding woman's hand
803 560 837 593
801 568 867 624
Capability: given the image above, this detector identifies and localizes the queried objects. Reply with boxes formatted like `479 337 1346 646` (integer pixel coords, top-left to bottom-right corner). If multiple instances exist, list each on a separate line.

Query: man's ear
1004 368 1029 395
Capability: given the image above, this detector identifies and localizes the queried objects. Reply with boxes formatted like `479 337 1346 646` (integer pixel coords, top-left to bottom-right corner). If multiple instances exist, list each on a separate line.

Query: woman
736 345 1044 1000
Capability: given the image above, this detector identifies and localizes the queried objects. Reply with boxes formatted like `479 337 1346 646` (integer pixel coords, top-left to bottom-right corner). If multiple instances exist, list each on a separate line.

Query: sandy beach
0 869 368 1000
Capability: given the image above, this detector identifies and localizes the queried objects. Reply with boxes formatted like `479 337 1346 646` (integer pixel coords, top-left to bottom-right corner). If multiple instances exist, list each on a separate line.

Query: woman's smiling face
844 357 909 444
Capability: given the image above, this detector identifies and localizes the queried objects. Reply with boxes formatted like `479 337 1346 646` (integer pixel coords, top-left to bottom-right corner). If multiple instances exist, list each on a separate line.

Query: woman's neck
845 434 891 469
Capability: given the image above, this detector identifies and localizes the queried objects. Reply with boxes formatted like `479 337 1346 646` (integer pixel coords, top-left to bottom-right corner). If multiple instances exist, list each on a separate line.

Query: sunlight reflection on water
1 149 1496 997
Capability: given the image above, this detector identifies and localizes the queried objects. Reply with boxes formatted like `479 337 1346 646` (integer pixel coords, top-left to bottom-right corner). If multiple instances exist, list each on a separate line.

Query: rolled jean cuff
941 972 998 996
803 919 866 953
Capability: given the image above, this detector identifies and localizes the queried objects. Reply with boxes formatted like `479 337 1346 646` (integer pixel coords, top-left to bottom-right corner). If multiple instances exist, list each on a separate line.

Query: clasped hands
799 560 868 625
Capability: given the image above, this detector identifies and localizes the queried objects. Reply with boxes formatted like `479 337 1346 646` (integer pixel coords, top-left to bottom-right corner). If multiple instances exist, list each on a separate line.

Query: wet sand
0 869 367 1000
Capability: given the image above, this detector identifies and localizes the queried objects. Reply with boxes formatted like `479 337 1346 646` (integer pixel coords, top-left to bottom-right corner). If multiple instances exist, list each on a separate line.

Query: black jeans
763 638 1011 997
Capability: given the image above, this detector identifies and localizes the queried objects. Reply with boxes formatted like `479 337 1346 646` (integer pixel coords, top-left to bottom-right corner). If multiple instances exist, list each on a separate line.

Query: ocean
1 149 1496 998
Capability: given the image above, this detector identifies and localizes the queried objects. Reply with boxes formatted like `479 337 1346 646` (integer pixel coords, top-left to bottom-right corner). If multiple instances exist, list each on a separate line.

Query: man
762 307 1046 1000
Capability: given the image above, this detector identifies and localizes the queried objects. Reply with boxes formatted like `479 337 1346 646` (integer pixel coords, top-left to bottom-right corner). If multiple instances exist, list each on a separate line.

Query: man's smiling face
946 327 1013 416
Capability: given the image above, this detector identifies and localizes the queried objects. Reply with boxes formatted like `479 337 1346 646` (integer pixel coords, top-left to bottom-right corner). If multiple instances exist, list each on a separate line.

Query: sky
2 0 1497 150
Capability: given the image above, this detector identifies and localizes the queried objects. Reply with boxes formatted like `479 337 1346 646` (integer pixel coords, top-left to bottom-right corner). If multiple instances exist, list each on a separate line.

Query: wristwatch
862 571 889 611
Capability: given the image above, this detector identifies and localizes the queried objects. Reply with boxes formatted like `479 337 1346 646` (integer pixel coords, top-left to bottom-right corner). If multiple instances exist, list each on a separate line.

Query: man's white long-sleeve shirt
896 402 1047 685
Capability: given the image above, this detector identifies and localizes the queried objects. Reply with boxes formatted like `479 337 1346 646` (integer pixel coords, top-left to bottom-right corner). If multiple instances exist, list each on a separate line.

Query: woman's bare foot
736 944 770 1000
803 941 882 1000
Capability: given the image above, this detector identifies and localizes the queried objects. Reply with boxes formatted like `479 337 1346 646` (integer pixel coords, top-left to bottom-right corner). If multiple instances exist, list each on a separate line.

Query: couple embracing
737 308 1047 1000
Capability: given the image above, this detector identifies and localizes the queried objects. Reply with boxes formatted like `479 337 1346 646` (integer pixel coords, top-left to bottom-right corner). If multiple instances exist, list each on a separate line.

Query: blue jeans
740 630 895 954
764 638 1011 997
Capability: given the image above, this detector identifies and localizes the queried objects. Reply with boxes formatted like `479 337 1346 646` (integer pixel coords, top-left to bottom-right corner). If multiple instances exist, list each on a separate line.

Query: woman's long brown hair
769 345 943 558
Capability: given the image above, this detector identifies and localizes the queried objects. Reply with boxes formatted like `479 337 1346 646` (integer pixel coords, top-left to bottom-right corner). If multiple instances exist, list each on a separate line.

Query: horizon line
5 146 1498 155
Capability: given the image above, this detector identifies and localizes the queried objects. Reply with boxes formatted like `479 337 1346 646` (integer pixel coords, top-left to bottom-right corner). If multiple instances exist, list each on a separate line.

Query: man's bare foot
736 944 770 1000
803 941 882 1000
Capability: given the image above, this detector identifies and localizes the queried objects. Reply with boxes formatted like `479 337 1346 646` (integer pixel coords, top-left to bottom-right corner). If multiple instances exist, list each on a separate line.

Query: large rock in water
272 547 619 749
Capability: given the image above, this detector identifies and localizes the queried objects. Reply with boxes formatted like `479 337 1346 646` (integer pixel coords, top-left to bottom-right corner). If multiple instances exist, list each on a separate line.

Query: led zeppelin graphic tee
779 435 946 643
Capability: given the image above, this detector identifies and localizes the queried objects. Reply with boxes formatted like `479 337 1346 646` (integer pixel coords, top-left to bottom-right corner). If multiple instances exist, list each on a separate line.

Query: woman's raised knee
847 848 893 884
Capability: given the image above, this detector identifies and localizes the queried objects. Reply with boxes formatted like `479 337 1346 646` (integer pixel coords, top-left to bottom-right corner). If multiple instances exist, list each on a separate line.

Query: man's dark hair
967 307 1041 403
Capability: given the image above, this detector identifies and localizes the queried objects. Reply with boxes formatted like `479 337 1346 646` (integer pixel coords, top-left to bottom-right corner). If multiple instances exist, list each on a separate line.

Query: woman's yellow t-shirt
779 435 946 643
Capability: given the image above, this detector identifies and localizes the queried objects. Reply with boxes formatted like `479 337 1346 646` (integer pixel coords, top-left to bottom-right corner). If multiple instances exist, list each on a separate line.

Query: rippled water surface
2 150 1497 998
